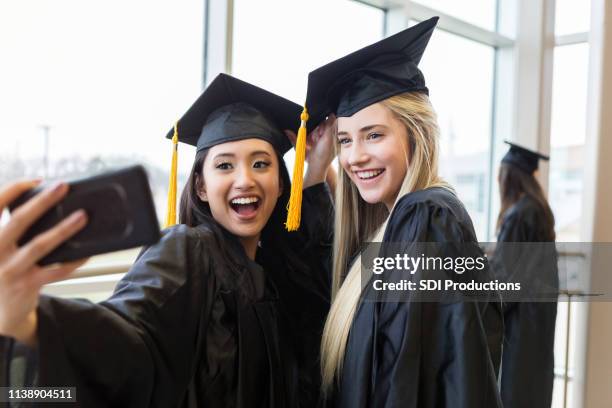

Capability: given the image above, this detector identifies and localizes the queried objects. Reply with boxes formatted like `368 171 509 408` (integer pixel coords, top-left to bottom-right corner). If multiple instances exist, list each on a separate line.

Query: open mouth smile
229 196 261 219
354 168 385 183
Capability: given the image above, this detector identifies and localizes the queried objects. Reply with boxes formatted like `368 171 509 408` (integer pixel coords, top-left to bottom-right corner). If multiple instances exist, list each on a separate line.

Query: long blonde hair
320 91 449 391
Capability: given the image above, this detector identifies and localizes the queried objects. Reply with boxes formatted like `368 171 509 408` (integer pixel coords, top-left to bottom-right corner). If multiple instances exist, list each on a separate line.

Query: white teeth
231 197 259 205
356 169 384 179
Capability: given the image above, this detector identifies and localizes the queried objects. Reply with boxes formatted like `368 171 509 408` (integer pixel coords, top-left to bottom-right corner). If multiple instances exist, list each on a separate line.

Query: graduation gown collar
194 218 277 303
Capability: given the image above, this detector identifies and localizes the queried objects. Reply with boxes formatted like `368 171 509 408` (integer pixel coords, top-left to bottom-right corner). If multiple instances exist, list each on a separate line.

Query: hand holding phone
0 180 88 345
8 165 161 266
0 166 161 344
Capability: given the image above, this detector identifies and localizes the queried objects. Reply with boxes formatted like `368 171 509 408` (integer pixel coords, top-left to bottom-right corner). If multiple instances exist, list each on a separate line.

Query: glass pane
549 43 589 241
0 0 203 263
413 0 498 31
549 43 589 407
232 0 384 104
420 28 495 240
551 299 586 408
555 0 591 36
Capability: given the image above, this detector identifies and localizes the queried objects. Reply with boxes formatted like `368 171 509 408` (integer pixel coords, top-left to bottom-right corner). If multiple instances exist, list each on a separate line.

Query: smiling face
197 138 282 243
337 102 410 209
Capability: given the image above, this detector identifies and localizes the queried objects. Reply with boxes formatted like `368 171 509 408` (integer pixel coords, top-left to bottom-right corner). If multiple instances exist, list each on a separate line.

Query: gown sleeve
3 225 215 408
294 181 334 288
274 181 333 316
372 198 502 408
270 182 334 408
0 337 9 387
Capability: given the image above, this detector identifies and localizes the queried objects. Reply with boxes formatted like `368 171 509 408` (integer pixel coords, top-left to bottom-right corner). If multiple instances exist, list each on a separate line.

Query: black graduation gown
331 187 503 408
0 183 333 408
494 195 558 408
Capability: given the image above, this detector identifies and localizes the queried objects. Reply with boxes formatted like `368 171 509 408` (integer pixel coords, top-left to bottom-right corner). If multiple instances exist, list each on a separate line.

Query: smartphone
9 165 161 266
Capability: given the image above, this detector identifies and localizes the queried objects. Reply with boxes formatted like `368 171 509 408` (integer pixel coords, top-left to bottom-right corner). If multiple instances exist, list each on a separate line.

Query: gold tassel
164 123 179 228
285 107 309 231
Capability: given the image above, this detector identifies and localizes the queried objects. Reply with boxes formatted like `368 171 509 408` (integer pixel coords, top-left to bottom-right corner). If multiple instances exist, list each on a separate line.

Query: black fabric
166 74 301 154
501 140 550 174
329 187 503 408
493 195 558 408
1 184 333 408
305 17 438 130
0 338 7 390
262 183 334 408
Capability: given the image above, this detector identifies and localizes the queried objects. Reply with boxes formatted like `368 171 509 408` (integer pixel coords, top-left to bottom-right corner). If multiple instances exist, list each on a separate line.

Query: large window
0 0 204 279
0 0 204 223
232 0 385 104
231 0 385 172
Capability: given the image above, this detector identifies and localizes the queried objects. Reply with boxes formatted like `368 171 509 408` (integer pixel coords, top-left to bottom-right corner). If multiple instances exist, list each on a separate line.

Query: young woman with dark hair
494 141 558 408
0 74 336 407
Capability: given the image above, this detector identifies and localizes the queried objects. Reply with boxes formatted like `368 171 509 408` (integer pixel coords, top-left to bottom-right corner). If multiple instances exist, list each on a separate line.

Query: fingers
1 182 69 245
286 129 313 159
29 258 89 288
4 209 87 278
307 128 320 145
0 179 42 210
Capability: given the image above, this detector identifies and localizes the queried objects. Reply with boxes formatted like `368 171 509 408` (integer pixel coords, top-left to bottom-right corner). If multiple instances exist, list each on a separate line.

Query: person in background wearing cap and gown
285 17 503 407
0 74 336 407
492 141 558 408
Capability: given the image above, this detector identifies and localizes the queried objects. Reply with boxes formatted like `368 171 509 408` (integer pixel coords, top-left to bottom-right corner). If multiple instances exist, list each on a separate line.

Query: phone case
9 165 161 266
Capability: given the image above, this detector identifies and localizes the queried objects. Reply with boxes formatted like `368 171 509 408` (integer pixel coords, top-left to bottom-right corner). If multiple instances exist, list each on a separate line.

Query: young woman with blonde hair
291 18 503 407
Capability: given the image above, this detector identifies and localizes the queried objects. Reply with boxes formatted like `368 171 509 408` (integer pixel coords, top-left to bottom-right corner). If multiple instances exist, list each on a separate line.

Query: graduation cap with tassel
164 73 302 228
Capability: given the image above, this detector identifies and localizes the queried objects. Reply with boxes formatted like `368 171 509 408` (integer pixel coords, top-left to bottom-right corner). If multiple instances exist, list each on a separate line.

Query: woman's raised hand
285 114 337 188
0 180 88 346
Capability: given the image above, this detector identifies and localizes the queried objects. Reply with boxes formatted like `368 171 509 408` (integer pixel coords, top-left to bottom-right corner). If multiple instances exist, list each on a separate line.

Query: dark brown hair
179 148 211 227
496 163 555 241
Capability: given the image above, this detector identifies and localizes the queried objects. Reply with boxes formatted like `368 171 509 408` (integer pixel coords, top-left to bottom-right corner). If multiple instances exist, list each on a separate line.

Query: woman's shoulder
162 219 224 245
500 195 552 241
393 187 469 221
386 187 477 242
134 220 224 267
502 195 544 227
507 194 540 216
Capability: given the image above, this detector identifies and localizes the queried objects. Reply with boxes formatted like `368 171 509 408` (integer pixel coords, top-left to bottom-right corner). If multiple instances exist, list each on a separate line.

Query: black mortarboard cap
304 17 439 130
166 73 301 154
502 141 550 174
